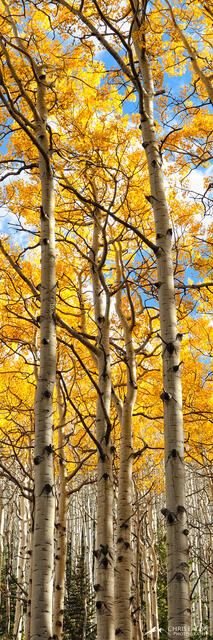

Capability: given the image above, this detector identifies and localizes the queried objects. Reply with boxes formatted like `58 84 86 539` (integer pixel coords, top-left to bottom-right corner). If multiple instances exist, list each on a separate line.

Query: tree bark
30 65 56 640
53 378 67 640
131 6 191 638
54 3 191 633
13 496 27 640
24 501 33 640
131 486 144 640
148 502 159 640
114 244 137 640
0 487 4 610
90 189 114 640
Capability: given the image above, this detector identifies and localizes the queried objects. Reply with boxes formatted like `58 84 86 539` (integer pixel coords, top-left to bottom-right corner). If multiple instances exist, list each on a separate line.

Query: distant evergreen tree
63 534 96 640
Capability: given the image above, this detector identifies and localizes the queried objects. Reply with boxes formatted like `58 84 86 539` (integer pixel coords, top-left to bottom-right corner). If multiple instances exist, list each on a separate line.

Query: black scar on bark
39 483 54 496
173 363 180 371
177 505 186 514
176 333 183 341
160 390 172 402
101 557 109 568
167 512 175 524
100 544 109 555
43 389 51 398
40 206 49 220
118 555 123 562
44 444 53 454
110 445 116 454
166 342 175 355
173 572 187 582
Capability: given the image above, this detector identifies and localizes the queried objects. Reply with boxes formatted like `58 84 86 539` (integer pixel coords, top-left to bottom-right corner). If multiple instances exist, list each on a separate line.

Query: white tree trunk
53 378 67 640
208 546 213 638
0 489 4 609
24 502 33 640
132 7 191 638
30 66 56 640
5 505 13 640
207 479 213 637
114 244 137 640
90 191 114 640
148 503 159 640
13 496 27 640
131 487 144 640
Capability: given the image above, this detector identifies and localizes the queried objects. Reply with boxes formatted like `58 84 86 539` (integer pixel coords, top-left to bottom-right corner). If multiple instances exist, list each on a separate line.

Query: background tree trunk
90 191 114 640
53 378 68 640
13 496 26 640
114 244 137 640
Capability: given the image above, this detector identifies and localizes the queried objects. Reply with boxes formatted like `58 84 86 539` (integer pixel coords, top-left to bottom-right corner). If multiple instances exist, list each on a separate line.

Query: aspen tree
0 488 4 611
53 378 67 640
24 502 33 640
5 502 13 640
147 502 159 640
13 496 27 640
31 65 56 640
54 2 191 636
114 243 137 640
0 3 56 638
188 473 203 634
132 487 144 640
90 185 114 640
132 14 191 630
164 0 213 105
206 475 213 638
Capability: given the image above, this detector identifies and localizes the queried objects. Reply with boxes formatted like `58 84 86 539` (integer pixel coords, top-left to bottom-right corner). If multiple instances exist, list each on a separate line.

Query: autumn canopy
0 2 212 640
